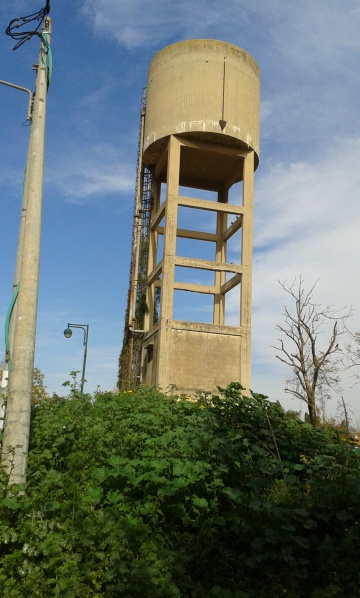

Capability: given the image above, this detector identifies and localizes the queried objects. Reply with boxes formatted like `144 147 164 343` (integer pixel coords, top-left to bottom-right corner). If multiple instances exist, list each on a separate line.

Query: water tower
121 39 260 395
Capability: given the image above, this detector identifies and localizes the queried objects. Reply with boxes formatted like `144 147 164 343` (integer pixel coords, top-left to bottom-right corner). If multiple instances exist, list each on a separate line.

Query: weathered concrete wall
142 323 246 395
143 39 260 168
161 324 244 395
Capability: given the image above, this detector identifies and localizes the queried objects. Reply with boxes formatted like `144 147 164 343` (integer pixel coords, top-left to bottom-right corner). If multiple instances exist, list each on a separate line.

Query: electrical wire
4 284 19 372
5 1 51 50
4 166 25 371
41 32 52 87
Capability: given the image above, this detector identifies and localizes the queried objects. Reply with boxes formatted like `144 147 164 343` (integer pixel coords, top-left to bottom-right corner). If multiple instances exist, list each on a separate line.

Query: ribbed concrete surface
143 39 260 167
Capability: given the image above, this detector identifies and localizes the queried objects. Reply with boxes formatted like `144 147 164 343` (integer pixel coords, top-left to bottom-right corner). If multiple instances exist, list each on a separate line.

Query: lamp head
64 328 72 339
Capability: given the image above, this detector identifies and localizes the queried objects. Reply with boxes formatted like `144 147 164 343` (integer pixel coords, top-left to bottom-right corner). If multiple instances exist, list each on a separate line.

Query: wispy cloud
254 136 360 250
44 143 135 203
81 0 198 49
218 131 360 408
80 1 360 149
80 1 360 63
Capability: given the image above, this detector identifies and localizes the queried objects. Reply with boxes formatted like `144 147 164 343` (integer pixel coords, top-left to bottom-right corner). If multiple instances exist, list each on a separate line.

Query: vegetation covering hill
1 383 360 597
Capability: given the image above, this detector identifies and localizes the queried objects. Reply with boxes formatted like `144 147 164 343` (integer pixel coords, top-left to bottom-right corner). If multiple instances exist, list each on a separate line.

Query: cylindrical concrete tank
143 39 260 169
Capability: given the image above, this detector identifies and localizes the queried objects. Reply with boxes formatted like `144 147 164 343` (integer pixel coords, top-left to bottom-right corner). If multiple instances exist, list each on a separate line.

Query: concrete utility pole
1 17 52 485
0 82 32 419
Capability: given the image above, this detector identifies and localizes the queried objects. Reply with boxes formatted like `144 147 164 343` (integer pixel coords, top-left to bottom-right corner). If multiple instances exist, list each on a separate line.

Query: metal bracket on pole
0 80 33 121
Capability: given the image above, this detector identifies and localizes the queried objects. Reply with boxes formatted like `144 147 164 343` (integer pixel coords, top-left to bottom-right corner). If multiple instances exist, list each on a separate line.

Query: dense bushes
1 383 360 597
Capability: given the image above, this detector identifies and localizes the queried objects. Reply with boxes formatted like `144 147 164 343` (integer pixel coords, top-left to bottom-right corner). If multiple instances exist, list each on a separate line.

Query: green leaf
336 510 350 521
294 535 310 548
173 461 191 477
303 519 317 529
108 455 127 467
86 485 103 501
192 496 208 509
294 508 309 517
251 537 265 550
106 490 122 504
222 487 242 501
91 467 109 483
1 497 21 510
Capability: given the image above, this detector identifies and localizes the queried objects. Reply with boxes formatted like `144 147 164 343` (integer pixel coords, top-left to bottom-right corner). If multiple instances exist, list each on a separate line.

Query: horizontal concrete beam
175 256 242 274
177 195 244 215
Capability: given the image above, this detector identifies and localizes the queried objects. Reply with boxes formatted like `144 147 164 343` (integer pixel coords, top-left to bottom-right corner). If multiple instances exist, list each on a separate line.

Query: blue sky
1 1 360 420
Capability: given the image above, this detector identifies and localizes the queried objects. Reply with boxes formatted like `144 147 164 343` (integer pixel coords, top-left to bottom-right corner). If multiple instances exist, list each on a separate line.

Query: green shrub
0 383 359 597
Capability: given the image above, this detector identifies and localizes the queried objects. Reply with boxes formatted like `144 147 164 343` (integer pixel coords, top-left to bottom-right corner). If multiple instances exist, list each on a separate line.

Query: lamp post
63 323 89 397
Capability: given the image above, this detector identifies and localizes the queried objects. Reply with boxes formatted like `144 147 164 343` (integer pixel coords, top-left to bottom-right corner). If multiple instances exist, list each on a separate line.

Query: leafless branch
274 277 352 425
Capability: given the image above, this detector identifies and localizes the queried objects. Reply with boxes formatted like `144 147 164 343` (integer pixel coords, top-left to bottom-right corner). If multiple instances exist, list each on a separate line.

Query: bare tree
274 278 352 425
344 331 360 382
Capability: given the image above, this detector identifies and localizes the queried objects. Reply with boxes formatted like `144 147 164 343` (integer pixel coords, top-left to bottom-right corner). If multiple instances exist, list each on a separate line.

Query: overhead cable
5 0 51 50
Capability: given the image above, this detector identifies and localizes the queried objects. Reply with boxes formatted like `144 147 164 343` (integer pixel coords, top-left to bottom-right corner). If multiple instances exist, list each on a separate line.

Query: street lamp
63 323 89 397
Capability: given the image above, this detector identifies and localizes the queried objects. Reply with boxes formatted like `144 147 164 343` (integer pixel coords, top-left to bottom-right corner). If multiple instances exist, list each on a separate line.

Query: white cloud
80 1 360 151
81 0 176 49
213 134 360 413
44 145 135 203
255 136 360 247
80 1 360 65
